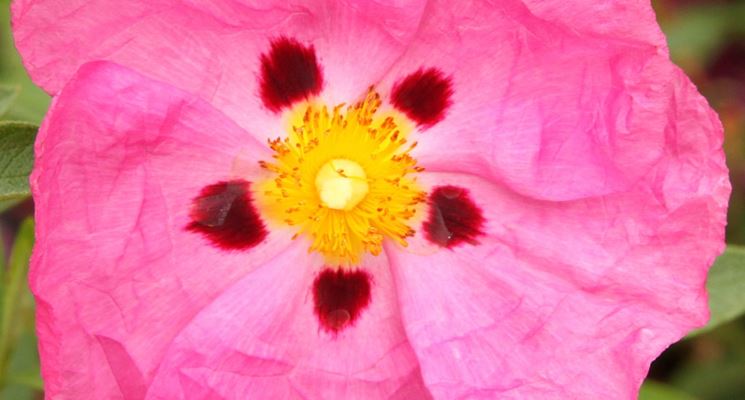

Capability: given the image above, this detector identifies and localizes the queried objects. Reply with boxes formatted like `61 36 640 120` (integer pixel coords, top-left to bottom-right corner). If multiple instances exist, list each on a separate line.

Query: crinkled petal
12 0 428 141
520 0 667 48
146 251 430 400
388 167 727 398
30 61 293 398
380 0 698 201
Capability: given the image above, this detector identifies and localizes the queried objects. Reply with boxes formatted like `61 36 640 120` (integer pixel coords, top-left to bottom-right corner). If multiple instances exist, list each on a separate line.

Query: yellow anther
256 89 425 265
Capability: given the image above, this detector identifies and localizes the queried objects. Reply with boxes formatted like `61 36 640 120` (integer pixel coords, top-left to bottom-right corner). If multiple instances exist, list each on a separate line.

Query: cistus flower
13 0 729 399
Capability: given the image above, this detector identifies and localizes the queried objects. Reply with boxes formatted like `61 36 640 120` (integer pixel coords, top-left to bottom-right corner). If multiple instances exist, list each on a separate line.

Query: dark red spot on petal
312 268 372 334
259 37 323 113
187 180 267 250
390 67 453 127
424 185 485 248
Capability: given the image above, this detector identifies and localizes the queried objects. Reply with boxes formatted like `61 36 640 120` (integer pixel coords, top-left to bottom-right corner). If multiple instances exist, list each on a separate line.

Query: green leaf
689 245 745 337
662 5 731 65
0 221 5 292
0 219 35 388
0 122 36 201
3 333 42 392
0 198 23 213
0 2 51 123
639 381 698 400
4 372 43 390
0 384 39 400
0 85 20 117
3 332 42 394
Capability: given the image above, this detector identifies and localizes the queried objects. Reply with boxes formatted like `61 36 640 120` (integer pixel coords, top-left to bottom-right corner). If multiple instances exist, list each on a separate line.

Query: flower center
315 159 369 211
256 89 425 264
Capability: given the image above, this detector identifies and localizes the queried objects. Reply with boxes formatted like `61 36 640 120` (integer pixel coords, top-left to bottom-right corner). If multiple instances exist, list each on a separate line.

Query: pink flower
14 1 729 399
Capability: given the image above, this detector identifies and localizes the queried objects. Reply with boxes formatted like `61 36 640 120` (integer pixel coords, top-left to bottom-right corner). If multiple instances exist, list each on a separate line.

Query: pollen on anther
257 89 425 263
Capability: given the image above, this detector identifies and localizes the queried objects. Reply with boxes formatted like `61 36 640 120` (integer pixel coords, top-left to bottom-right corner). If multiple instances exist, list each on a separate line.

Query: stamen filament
256 89 425 264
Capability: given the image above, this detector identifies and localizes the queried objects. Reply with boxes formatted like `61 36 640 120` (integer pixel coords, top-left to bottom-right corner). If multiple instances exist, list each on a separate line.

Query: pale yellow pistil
315 159 369 211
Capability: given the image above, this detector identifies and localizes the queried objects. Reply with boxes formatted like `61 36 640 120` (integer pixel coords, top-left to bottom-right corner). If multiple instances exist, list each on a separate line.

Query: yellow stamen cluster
256 89 425 265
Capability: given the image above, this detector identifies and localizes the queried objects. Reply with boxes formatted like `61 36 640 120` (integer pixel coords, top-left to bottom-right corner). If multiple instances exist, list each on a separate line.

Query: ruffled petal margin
379 0 720 202
388 169 727 399
12 0 428 142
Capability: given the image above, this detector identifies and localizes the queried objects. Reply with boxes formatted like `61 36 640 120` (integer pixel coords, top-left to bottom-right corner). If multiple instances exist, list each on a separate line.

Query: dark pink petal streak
424 185 485 248
187 180 267 250
259 37 323 113
312 268 372 333
390 68 453 127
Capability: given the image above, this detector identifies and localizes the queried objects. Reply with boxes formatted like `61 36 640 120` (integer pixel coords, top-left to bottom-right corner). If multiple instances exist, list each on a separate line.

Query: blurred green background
1 0 745 399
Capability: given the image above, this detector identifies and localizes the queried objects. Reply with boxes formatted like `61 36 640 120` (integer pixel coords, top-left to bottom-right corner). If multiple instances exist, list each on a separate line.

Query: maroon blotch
259 37 323 113
187 180 267 250
424 185 485 248
390 67 453 127
312 268 372 334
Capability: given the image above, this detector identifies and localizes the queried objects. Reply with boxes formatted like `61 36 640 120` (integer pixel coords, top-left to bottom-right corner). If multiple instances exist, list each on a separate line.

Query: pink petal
521 0 667 48
31 61 293 398
146 252 430 399
379 1 705 201
11 0 428 142
389 168 728 399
